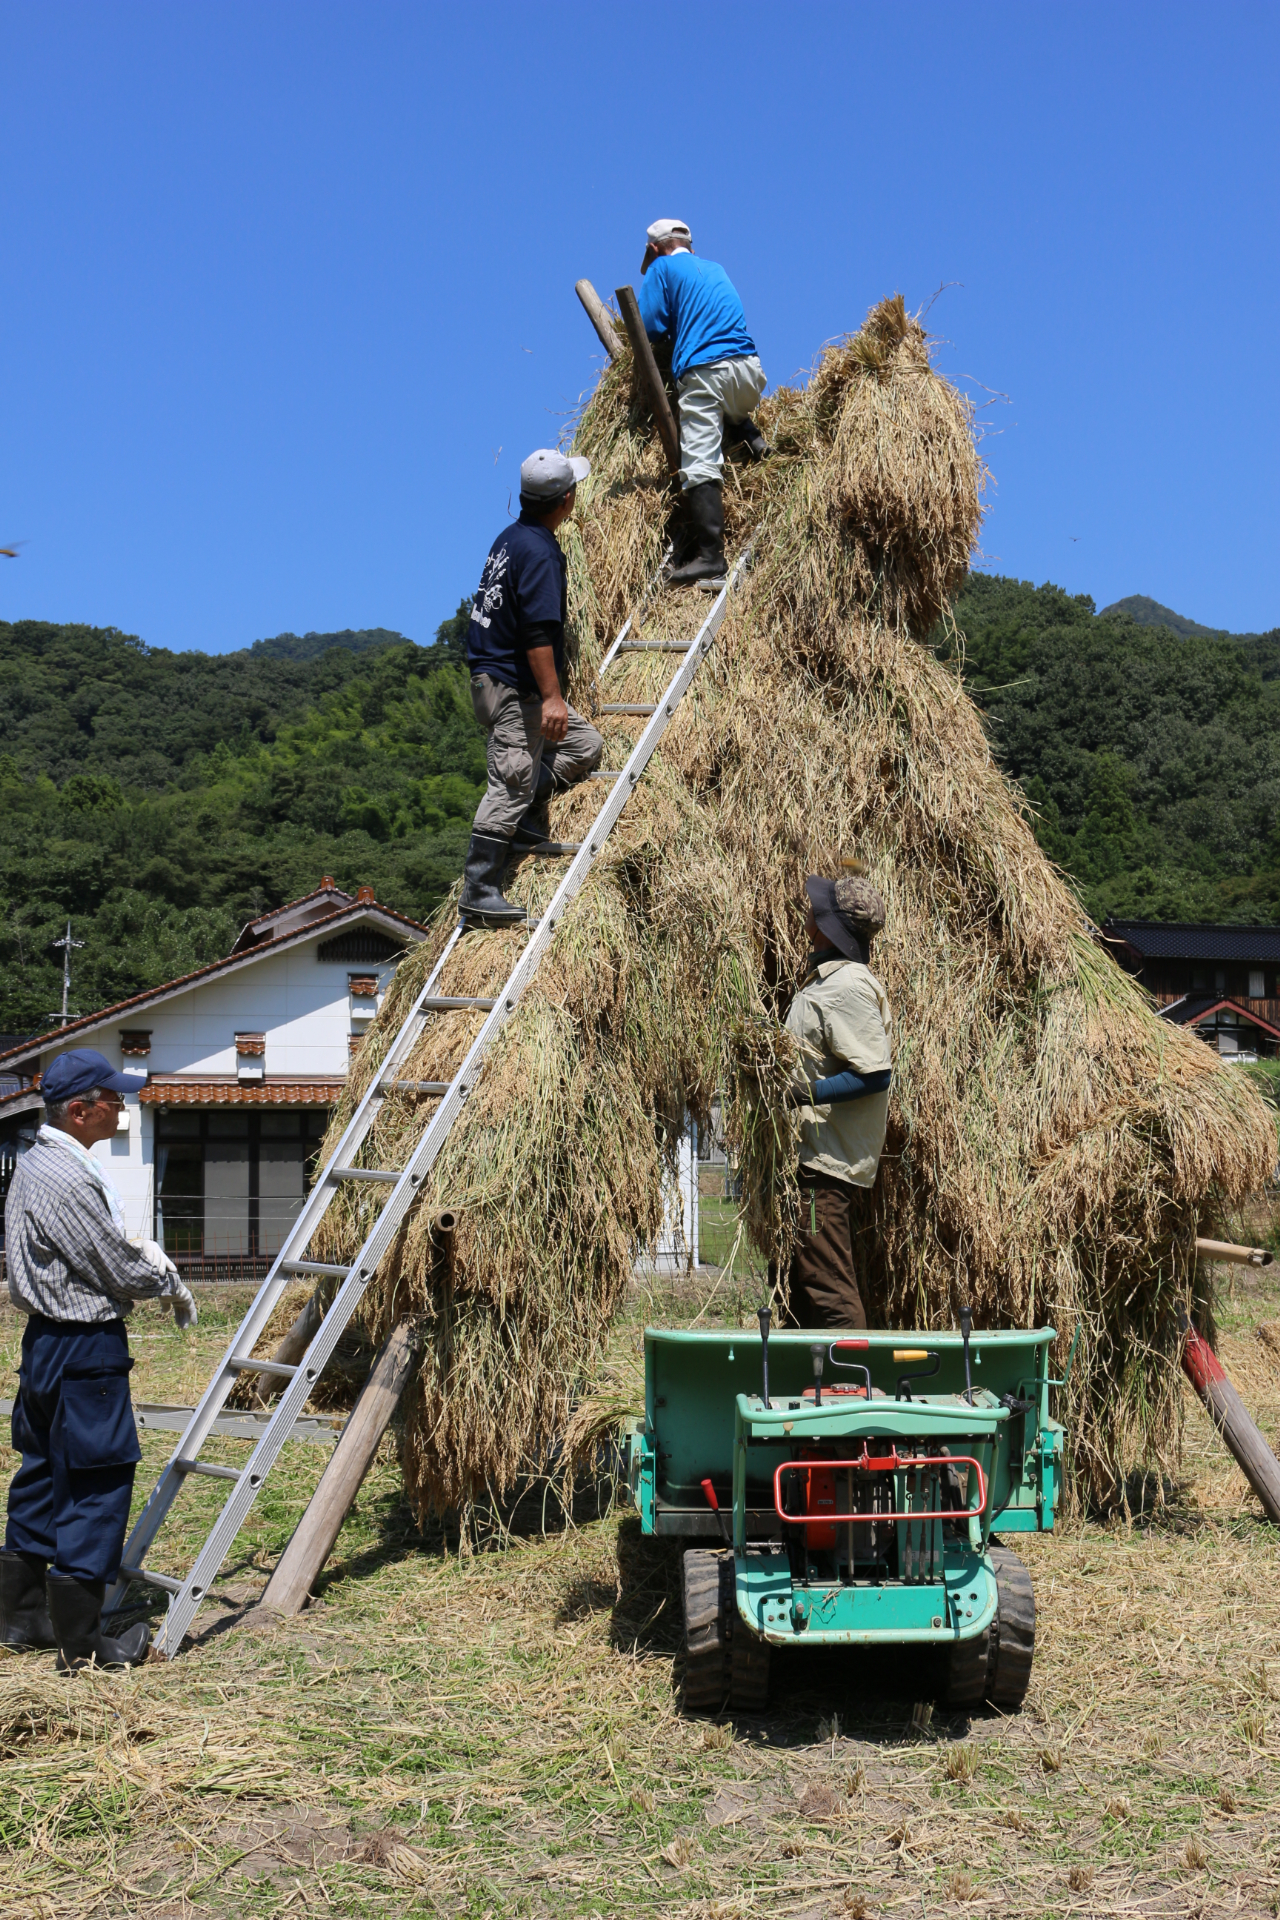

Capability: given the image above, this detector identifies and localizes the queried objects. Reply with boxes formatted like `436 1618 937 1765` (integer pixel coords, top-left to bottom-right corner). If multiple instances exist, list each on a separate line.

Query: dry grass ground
3 1258 1280 1920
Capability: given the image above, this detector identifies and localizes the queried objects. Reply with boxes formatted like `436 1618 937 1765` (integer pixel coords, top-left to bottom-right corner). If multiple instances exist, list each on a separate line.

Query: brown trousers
783 1167 868 1329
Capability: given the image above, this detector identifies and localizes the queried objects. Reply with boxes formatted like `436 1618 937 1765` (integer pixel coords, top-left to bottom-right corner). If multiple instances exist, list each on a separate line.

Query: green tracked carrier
624 1320 1066 1714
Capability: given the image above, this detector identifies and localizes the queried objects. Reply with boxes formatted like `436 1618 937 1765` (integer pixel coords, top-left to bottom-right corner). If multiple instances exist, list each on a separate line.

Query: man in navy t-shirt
638 217 769 587
460 448 604 925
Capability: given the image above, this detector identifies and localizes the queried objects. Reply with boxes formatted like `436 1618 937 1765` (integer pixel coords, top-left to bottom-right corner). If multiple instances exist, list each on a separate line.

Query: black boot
0 1548 56 1650
459 832 527 925
46 1573 151 1672
667 482 726 588
510 763 555 852
722 415 770 462
511 766 578 858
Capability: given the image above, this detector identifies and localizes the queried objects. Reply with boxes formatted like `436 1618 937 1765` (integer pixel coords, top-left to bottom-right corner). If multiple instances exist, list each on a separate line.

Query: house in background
0 879 427 1278
1102 920 1280 1061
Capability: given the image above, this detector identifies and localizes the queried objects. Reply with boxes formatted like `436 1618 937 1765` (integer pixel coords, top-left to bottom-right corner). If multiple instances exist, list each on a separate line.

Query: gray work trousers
677 353 768 489
470 673 604 839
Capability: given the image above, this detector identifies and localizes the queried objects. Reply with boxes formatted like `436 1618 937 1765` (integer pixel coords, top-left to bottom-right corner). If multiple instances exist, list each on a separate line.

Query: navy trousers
5 1315 141 1584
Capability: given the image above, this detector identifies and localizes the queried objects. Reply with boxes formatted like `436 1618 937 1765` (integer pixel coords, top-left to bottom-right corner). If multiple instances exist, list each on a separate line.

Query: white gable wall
69 931 400 1237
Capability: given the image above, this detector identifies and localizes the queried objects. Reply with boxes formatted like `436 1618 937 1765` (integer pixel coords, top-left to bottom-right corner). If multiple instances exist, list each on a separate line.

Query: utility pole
51 921 83 1026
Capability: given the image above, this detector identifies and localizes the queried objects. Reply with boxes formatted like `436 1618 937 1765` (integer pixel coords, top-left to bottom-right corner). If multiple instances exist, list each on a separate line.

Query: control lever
757 1306 772 1409
959 1304 974 1404
810 1342 825 1407
893 1348 941 1401
700 1478 731 1546
829 1337 872 1399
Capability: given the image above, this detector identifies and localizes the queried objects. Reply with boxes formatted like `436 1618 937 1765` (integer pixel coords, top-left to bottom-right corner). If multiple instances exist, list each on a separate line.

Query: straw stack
312 294 1274 1515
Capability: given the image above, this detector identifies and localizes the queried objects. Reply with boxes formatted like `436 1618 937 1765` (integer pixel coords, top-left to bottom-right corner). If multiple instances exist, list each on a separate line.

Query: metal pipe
959 1304 974 1404
757 1306 772 1409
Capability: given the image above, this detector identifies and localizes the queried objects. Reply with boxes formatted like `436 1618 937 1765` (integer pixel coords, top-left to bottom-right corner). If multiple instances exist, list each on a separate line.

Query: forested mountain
249 626 414 662
0 611 482 1033
1098 595 1219 639
939 576 1280 924
4 573 1278 1039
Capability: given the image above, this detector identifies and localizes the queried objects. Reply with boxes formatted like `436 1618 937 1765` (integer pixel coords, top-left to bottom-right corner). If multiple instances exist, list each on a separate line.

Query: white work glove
169 1282 198 1330
137 1235 180 1280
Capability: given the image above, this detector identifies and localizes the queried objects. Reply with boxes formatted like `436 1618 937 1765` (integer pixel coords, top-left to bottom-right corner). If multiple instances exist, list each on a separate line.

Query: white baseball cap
642 218 693 273
519 449 591 501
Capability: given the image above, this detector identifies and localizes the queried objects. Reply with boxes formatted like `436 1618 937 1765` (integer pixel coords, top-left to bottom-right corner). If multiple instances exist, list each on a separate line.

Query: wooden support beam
257 1210 456 1616
1181 1315 1280 1524
1195 1236 1274 1267
614 284 681 476
575 279 621 362
258 1318 419 1615
247 1286 328 1408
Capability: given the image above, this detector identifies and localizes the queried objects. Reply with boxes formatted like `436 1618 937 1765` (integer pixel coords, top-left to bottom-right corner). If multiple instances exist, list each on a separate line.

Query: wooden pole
1194 1236 1274 1267
258 1319 419 1615
257 1210 456 1616
247 1286 328 1408
575 279 621 362
614 284 681 477
1181 1315 1280 1524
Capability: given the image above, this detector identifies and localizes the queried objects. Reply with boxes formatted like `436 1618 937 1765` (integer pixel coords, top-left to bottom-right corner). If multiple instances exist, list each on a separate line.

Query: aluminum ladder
107 547 751 1655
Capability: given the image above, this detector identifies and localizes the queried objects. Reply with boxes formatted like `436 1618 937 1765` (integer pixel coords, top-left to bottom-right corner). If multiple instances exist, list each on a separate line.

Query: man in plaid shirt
3 1048 198 1670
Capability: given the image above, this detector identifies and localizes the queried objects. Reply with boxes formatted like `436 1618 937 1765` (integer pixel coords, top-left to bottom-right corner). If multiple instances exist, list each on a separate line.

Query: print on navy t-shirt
467 514 567 697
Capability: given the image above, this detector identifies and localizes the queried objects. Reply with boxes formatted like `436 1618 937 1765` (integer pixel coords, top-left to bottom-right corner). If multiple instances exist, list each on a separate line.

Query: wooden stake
575 279 621 362
258 1319 419 1615
247 1287 327 1408
614 284 681 477
1194 1236 1274 1267
1181 1315 1280 1524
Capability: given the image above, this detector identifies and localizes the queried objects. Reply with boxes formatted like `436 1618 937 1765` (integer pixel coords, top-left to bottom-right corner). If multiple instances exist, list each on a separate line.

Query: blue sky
3 1 1277 653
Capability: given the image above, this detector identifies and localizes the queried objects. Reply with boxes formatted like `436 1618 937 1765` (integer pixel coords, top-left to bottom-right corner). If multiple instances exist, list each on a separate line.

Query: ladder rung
121 1562 182 1595
590 771 622 780
229 1356 299 1379
331 1167 399 1184
618 640 692 652
528 841 581 856
176 1458 240 1482
385 1080 450 1094
281 1260 350 1277
422 996 497 1011
601 703 658 715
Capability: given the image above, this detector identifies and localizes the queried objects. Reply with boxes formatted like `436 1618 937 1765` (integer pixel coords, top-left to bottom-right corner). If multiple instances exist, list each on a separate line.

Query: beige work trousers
470 673 603 839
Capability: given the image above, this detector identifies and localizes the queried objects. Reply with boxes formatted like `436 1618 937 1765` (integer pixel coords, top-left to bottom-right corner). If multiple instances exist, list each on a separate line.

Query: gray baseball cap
520 449 591 501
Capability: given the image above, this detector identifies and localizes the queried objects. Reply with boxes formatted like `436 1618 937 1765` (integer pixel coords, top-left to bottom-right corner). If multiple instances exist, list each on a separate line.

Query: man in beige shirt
782 873 892 1327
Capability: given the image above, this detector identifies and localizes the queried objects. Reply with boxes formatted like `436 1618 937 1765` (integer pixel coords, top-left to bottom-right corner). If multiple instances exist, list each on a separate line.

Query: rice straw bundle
314 294 1274 1515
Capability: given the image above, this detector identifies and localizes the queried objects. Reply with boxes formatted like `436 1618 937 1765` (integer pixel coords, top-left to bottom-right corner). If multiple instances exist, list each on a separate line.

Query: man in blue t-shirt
460 448 604 925
638 217 769 587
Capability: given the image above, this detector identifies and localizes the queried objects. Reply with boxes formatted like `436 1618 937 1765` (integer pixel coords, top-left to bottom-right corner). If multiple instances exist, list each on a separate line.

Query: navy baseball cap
41 1048 144 1103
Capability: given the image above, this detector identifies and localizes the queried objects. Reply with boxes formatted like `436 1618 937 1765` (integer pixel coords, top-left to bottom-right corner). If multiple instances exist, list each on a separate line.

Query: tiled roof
1104 921 1280 962
0 900 427 1073
139 1080 344 1106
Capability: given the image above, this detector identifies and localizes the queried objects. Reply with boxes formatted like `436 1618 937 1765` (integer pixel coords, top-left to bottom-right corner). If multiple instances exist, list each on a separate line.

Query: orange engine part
802 1461 839 1549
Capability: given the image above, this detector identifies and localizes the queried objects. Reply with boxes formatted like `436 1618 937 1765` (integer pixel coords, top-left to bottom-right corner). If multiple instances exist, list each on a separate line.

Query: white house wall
76 936 398 1238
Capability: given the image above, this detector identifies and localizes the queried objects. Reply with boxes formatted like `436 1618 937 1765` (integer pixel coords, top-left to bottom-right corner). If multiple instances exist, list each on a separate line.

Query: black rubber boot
458 832 526 925
511 766 579 858
511 763 555 851
46 1574 151 1672
722 415 770 461
0 1548 56 1650
667 482 726 588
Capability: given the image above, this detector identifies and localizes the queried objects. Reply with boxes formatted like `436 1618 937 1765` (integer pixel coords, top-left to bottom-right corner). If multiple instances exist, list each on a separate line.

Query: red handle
700 1477 721 1514
833 1339 870 1352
